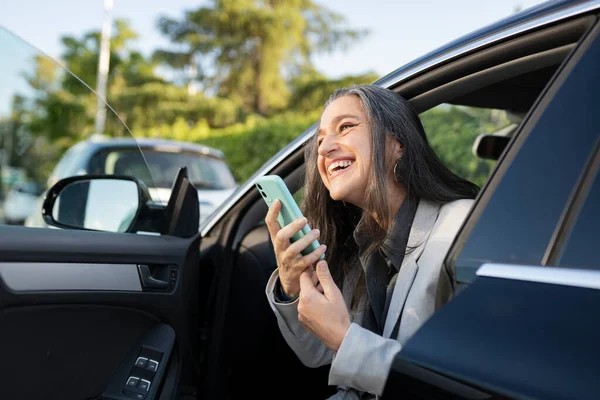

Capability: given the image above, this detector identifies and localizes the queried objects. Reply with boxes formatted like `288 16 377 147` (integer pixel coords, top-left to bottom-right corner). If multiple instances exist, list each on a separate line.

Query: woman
264 85 478 399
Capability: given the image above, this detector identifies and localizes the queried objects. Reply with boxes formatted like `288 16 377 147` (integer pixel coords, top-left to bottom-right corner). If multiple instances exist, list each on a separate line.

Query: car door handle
138 264 169 290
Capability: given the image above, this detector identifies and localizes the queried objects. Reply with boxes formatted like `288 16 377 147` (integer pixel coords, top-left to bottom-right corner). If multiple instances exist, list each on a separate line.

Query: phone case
255 175 324 259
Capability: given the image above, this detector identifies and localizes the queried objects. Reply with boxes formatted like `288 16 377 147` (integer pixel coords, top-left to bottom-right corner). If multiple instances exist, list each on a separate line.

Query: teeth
328 160 354 175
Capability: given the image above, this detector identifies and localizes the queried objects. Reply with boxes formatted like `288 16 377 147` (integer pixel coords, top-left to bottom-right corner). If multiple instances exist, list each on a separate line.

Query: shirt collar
353 195 419 271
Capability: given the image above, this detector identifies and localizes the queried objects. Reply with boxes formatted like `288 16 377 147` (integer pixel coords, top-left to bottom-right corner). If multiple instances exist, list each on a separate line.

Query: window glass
0 27 158 230
420 104 517 188
90 149 237 190
557 159 600 269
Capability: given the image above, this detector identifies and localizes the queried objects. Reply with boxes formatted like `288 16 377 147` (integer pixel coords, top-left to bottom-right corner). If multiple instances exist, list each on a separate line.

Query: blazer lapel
382 199 441 338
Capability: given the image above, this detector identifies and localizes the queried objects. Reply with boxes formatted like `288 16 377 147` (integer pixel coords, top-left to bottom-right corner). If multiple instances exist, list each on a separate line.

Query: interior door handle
138 264 169 289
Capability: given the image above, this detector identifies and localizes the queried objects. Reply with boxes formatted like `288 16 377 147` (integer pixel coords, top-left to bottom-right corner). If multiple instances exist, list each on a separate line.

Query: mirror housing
42 175 165 234
472 134 511 160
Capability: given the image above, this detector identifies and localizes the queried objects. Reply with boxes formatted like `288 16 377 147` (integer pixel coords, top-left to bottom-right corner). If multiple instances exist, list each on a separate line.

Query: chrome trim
476 263 600 290
0 263 142 292
200 0 600 236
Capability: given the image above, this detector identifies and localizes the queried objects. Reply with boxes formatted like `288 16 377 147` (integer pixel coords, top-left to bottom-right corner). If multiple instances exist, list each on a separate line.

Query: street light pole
94 0 114 135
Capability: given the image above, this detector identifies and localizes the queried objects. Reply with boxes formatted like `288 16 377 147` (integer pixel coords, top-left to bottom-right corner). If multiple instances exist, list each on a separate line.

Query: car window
556 154 600 269
448 26 600 283
89 149 237 190
0 27 160 231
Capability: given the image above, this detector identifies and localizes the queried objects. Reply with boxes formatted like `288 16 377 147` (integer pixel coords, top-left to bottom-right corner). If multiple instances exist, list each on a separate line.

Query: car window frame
445 16 600 284
549 140 600 268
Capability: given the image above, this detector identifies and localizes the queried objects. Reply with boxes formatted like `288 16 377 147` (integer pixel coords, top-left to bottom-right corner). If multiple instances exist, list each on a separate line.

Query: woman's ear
397 143 404 158
392 139 404 159
385 137 404 170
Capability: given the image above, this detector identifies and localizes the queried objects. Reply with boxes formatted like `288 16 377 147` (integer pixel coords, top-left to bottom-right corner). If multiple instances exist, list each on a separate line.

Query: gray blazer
265 198 474 398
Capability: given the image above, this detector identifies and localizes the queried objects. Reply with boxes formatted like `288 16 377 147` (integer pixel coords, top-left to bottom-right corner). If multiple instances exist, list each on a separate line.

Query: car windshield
89 148 237 190
0 26 164 226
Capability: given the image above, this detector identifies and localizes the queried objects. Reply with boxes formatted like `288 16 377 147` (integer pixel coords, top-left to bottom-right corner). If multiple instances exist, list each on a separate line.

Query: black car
0 0 598 399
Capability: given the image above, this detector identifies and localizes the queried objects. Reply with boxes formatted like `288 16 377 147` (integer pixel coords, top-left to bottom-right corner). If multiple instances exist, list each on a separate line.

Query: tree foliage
154 0 368 115
421 105 506 187
5 1 506 193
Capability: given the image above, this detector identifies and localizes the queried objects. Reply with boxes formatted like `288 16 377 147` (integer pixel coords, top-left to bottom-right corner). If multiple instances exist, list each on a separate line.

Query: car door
0 28 203 400
383 12 600 400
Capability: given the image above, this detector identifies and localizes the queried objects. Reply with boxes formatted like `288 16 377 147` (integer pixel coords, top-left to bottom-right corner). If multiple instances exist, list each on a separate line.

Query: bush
134 110 321 183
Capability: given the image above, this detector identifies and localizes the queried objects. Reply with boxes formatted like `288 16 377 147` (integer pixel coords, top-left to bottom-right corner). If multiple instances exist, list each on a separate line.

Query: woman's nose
318 134 339 157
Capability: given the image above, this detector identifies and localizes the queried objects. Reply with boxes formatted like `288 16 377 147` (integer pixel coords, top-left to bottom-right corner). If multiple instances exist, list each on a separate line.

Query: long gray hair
301 85 478 308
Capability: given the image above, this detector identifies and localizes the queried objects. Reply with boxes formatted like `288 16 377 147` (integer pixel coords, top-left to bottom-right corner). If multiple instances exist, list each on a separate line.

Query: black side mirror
41 175 164 234
472 134 511 160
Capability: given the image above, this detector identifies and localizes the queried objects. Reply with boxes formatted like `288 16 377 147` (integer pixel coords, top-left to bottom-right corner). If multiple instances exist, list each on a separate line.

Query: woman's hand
265 199 327 298
298 261 351 353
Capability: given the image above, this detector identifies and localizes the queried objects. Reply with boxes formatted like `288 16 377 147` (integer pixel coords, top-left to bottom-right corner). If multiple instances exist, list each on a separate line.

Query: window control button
126 377 139 387
123 389 146 399
139 379 151 392
147 359 159 372
135 357 148 368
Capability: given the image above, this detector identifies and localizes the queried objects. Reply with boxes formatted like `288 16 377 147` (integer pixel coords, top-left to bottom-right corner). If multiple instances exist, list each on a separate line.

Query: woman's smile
327 158 356 180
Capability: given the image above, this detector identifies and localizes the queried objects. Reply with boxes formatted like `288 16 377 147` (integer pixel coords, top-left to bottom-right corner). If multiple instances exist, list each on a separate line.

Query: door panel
384 265 600 399
0 305 159 399
0 225 201 400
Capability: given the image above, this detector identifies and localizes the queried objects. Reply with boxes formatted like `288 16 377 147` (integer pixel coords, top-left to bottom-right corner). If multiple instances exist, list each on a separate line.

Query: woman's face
317 95 374 207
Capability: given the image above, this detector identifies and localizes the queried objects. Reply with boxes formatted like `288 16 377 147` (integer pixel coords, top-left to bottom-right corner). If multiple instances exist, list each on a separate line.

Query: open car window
0 27 164 231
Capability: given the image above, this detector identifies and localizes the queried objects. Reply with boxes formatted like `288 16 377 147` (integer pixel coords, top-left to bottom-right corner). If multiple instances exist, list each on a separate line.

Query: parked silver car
2 181 44 225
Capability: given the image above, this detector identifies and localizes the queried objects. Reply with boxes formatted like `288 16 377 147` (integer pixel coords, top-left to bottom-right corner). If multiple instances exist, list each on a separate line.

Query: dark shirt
353 196 419 335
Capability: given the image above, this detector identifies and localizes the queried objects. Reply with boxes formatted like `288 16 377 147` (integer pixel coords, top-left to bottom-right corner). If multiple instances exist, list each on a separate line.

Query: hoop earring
393 155 403 183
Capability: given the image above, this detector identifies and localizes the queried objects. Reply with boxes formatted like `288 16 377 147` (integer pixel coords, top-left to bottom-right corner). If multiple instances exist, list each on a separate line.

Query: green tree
60 19 141 95
287 67 379 113
155 0 368 115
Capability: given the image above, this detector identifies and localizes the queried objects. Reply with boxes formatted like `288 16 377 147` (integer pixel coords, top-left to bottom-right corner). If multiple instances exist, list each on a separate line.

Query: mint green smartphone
255 175 325 260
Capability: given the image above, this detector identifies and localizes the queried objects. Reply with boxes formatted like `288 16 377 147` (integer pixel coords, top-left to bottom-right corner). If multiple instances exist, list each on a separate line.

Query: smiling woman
264 84 479 399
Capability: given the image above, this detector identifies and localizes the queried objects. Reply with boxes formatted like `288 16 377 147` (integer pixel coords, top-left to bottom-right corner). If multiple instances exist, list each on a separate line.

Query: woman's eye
339 123 354 133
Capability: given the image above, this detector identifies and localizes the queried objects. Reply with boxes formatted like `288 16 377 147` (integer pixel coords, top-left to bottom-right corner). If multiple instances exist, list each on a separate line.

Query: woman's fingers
308 269 324 294
265 200 325 296
310 268 319 286
300 244 327 266
265 199 282 237
275 215 308 250
316 283 324 294
287 228 320 254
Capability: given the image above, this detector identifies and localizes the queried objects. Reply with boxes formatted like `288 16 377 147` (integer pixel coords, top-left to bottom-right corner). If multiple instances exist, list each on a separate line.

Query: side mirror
42 175 153 233
472 134 511 160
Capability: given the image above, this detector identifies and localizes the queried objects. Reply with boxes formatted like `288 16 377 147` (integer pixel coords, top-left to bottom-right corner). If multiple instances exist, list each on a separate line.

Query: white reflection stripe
476 263 600 290
0 263 142 292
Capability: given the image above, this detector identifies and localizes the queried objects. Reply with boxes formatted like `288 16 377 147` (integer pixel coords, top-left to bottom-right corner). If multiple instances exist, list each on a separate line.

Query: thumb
316 261 336 297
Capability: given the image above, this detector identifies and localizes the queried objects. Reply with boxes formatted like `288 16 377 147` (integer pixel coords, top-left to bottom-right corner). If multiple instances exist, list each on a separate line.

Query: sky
0 0 547 80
